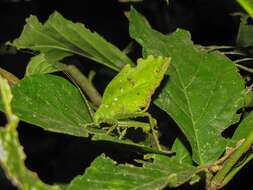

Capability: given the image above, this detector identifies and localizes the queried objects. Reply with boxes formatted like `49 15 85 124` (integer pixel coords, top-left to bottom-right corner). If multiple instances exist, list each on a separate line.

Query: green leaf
94 55 171 122
220 112 253 184
228 112 253 172
25 54 65 76
0 128 60 190
237 0 253 19
232 112 253 142
171 139 193 165
11 74 92 137
245 91 253 107
237 18 253 47
0 74 162 153
0 77 60 190
11 11 134 71
129 8 245 164
66 154 198 190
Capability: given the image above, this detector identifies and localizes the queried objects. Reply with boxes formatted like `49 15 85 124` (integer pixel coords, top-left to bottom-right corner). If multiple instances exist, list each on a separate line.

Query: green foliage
209 112 253 189
0 77 60 190
0 74 161 152
25 54 65 76
11 74 93 137
1 4 253 190
66 154 198 190
129 8 245 164
237 0 253 19
10 11 134 72
0 67 19 85
236 15 253 47
171 139 193 165
226 112 253 179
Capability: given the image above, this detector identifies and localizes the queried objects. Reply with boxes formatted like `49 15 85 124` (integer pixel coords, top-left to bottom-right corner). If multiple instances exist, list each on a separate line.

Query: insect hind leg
118 112 162 151
141 112 162 151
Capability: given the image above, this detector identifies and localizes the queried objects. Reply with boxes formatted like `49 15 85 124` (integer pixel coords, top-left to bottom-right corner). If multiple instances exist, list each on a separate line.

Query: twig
234 58 253 63
64 65 102 107
208 133 253 189
236 64 253 74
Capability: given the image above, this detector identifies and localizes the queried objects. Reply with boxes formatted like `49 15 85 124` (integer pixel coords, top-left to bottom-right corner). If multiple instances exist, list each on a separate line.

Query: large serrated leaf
129 8 245 164
11 11 134 71
94 55 170 122
11 74 92 137
66 154 198 190
0 77 60 190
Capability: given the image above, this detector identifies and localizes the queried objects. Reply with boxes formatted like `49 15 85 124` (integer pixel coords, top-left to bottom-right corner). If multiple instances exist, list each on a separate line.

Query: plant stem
221 154 253 188
64 65 102 106
234 58 253 63
0 67 19 85
209 130 253 189
118 120 151 132
236 64 253 74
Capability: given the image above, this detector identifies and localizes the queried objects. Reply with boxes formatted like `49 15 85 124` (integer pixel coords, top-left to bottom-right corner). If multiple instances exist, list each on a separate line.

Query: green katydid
90 55 171 150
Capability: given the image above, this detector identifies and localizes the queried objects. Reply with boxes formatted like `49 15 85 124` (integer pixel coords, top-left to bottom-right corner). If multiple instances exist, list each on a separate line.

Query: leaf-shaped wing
94 55 170 122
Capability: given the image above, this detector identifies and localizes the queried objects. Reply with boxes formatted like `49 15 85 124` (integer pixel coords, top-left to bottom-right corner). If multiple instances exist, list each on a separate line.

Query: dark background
0 0 252 189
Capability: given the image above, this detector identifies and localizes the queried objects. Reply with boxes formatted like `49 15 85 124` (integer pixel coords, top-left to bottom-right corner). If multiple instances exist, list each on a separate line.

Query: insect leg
119 128 128 140
106 121 118 135
125 112 162 151
145 113 162 151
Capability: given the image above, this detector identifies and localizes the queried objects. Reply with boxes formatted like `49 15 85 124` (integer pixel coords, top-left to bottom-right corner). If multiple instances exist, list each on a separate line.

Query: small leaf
232 112 253 142
171 138 193 165
225 112 253 181
11 11 134 71
94 55 171 122
237 19 253 47
66 154 198 190
129 8 245 164
11 74 92 137
237 0 253 19
245 91 253 107
25 54 65 76
0 77 60 190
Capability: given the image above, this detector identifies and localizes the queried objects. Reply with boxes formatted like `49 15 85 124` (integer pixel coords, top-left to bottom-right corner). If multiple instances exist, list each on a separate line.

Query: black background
0 0 252 189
